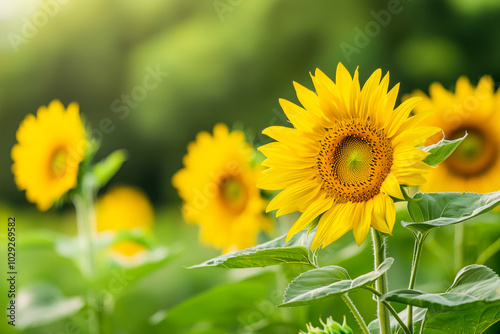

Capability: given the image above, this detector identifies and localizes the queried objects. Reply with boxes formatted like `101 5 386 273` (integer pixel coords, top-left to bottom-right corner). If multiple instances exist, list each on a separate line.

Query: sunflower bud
299 316 353 334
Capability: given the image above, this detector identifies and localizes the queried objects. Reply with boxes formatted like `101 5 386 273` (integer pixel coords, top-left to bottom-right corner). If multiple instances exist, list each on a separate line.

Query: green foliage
421 134 467 166
280 258 393 307
153 272 275 333
383 265 500 333
15 283 84 329
91 149 128 189
191 228 317 269
301 316 353 334
404 191 500 233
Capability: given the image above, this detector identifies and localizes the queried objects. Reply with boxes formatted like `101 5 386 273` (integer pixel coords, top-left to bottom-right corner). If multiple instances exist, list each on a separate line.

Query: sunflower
409 75 500 193
11 100 87 211
96 186 154 260
258 63 440 249
172 124 272 253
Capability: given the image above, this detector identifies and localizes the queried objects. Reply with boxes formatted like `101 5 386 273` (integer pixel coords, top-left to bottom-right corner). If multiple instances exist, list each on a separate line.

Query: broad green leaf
382 265 500 333
420 134 467 166
191 228 316 269
422 307 500 333
17 283 84 329
404 191 500 233
91 149 127 189
280 258 393 307
153 272 274 332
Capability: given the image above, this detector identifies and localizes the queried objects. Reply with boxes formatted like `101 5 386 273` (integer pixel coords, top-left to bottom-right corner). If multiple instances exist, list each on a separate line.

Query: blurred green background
2 0 500 333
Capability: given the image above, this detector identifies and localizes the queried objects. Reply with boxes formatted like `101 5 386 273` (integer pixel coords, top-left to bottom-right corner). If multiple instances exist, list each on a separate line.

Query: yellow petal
386 97 421 138
370 194 395 235
257 167 314 190
311 68 344 120
381 173 404 199
293 81 332 128
262 126 319 155
286 195 334 242
352 200 373 246
312 203 352 250
279 98 317 132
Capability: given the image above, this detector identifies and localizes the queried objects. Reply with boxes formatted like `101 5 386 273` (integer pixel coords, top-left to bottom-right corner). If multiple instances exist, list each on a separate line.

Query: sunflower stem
341 294 369 334
477 236 500 265
372 229 390 334
454 223 464 272
363 286 411 334
407 231 428 333
74 175 100 334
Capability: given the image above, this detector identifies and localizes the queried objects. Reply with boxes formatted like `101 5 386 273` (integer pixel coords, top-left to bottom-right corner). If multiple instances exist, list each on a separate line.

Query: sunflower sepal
420 133 467 167
307 216 320 235
393 185 422 205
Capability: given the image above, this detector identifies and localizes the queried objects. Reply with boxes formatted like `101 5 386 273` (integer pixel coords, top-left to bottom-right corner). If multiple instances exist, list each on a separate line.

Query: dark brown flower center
316 119 393 203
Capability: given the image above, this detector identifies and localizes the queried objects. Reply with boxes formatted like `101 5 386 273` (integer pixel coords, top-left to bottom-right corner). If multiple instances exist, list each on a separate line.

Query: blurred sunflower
409 75 500 193
11 100 87 211
173 123 272 253
258 63 440 249
96 185 154 262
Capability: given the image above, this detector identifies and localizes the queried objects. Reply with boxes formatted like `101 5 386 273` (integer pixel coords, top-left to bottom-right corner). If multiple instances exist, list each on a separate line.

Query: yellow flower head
258 63 440 249
11 100 87 211
96 185 154 260
409 75 500 193
173 123 272 253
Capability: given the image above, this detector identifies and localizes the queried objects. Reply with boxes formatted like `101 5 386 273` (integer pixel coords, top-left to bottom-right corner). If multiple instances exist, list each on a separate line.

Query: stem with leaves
73 173 100 334
372 229 390 334
364 286 410 334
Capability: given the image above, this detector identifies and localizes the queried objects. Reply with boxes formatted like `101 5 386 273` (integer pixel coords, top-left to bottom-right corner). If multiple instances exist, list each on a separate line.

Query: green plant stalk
477 236 500 264
74 175 100 334
407 231 428 333
364 286 410 334
341 294 369 334
454 223 464 272
372 229 390 334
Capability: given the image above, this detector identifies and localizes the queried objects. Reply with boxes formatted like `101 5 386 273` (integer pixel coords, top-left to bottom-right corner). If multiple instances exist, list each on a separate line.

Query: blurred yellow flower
96 186 154 260
173 123 272 253
258 63 440 249
11 100 87 211
410 75 500 193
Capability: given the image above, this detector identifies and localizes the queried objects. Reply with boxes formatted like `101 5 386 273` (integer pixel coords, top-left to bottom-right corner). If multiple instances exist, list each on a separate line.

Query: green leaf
153 272 274 332
17 283 84 329
404 191 500 233
382 265 500 333
280 258 393 307
420 133 466 166
91 149 127 189
190 228 316 269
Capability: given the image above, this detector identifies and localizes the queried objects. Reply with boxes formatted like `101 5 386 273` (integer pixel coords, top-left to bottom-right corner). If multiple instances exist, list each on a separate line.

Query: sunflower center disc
50 148 68 178
445 127 498 177
219 176 248 214
317 119 393 203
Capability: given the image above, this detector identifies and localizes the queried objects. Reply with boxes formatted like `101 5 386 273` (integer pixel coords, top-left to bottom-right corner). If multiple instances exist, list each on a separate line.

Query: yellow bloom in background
173 124 272 253
409 75 500 193
258 63 440 249
96 185 154 261
11 100 87 211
